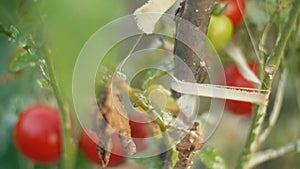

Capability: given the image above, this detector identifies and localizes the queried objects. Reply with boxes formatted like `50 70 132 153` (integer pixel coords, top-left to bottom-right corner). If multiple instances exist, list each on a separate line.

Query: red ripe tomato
13 104 61 164
220 0 246 28
219 62 258 116
79 129 125 166
129 115 149 152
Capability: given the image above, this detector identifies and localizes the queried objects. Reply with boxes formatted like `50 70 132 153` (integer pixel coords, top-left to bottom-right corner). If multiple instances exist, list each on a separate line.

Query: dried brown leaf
95 112 113 169
99 87 136 156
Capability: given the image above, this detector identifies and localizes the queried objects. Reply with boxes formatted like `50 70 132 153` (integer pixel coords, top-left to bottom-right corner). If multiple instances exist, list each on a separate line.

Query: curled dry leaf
134 0 176 34
96 112 113 169
96 86 136 168
174 122 204 169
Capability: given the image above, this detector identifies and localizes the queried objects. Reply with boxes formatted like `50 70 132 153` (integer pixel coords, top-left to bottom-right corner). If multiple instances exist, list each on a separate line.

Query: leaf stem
43 47 76 169
235 1 300 168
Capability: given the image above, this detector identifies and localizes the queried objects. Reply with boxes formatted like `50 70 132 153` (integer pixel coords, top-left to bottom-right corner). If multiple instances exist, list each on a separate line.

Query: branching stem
236 1 300 168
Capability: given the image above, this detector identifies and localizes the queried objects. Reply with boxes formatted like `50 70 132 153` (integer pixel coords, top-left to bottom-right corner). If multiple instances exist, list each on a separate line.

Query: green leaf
171 148 179 167
197 146 227 169
141 60 174 90
9 53 40 72
37 79 52 91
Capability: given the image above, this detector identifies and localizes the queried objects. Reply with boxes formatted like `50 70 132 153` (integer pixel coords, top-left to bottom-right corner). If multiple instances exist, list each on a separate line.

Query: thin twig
248 139 300 168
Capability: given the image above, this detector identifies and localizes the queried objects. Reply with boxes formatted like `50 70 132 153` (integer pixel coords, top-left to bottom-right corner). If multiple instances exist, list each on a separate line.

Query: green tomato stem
258 69 287 144
43 47 76 169
235 1 300 168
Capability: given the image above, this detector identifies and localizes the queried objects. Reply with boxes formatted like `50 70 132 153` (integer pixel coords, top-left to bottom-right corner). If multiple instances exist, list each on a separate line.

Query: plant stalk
43 48 76 169
235 1 300 168
258 69 287 144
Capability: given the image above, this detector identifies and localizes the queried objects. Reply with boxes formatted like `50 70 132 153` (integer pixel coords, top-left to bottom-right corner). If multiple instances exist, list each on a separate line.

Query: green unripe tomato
207 15 233 51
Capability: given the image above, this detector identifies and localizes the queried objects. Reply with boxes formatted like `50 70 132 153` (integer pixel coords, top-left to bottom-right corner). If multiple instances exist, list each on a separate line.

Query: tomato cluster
13 104 149 166
207 0 246 51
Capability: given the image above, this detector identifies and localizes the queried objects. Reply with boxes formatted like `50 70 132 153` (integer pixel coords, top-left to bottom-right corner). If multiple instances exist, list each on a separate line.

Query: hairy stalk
258 69 287 144
236 1 300 168
297 77 300 120
43 48 76 169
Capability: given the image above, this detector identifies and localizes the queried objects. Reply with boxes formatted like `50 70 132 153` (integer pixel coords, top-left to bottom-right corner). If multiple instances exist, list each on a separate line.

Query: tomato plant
79 129 125 166
207 14 233 51
1 0 300 169
13 104 61 164
129 115 149 152
219 62 258 116
220 0 246 28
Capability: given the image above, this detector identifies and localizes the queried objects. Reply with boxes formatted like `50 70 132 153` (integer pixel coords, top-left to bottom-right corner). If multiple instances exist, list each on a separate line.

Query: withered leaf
174 122 204 169
99 86 136 156
96 113 113 169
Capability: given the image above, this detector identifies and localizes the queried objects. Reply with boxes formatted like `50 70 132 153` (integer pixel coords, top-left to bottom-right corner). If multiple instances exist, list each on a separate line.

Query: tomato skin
220 0 246 28
79 129 125 166
207 15 233 51
13 104 61 164
219 62 258 116
129 115 149 152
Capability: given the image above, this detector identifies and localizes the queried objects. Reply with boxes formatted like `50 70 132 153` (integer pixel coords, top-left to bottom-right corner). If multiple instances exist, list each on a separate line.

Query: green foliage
197 146 227 169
